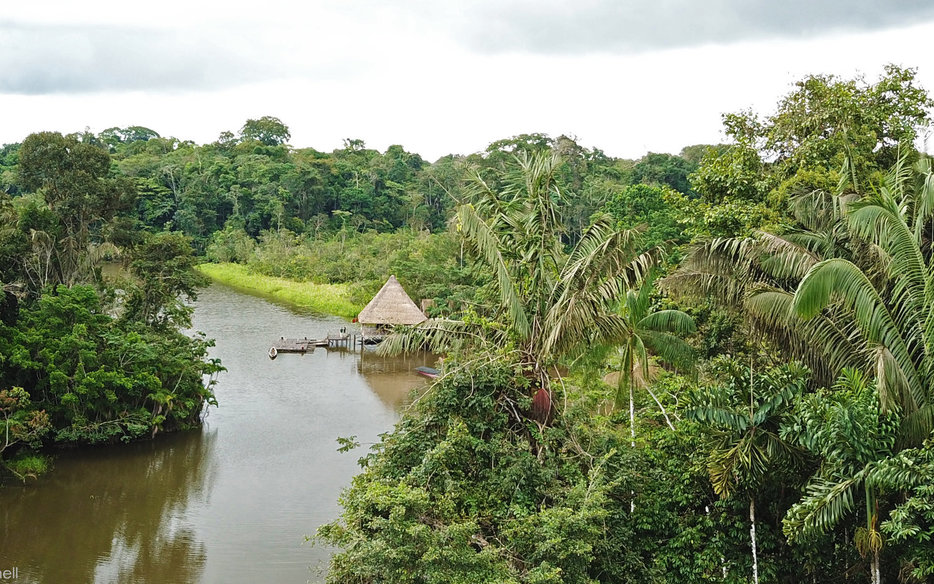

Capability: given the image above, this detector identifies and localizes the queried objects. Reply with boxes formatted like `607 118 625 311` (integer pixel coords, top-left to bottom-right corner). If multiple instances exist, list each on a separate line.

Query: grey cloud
0 21 286 94
447 0 934 54
4 0 933 96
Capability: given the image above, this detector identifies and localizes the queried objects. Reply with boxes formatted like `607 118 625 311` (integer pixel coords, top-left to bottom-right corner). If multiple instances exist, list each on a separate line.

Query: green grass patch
196 263 362 318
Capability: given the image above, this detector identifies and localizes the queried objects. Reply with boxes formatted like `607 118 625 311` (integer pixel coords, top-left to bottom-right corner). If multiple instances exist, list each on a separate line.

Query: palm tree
612 274 696 433
792 154 934 446
781 368 900 584
381 151 654 407
671 153 934 581
607 275 695 515
687 361 808 584
669 154 934 446
664 186 864 387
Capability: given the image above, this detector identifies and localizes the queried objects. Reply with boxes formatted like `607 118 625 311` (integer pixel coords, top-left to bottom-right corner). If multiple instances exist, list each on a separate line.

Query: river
0 283 434 583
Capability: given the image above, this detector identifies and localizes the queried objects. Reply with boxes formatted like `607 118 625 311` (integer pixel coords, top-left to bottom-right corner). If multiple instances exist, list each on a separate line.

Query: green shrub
5 452 51 481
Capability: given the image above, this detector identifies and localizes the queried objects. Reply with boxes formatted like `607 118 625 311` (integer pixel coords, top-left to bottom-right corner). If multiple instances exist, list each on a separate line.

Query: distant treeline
0 120 707 247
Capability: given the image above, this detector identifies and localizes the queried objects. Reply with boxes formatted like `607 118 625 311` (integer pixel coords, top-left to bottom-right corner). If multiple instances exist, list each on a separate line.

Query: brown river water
0 283 433 583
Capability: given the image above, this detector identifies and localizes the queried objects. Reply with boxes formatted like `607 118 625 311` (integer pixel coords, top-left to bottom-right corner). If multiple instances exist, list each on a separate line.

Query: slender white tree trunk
645 384 675 430
872 549 881 584
630 384 636 448
630 384 636 512
706 504 728 580
750 498 759 584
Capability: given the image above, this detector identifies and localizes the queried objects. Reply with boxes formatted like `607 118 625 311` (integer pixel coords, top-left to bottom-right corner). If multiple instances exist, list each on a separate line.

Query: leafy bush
0 285 221 450
5 452 50 481
318 361 612 583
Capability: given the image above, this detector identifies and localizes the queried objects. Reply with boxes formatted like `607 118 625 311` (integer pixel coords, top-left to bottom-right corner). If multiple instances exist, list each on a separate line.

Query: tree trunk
872 548 881 584
630 383 636 513
706 504 728 580
750 498 759 584
645 384 675 430
629 384 636 448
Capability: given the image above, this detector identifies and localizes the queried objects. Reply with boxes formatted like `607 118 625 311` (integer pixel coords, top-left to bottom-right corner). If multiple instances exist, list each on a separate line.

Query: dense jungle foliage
0 133 222 481
2 65 934 582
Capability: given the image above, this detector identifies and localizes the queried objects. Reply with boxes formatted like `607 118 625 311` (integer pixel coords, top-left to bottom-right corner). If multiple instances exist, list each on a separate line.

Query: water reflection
0 430 217 584
356 349 436 407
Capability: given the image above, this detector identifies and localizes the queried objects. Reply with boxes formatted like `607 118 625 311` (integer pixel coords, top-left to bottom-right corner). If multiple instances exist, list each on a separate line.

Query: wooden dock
272 337 315 354
326 332 352 348
269 333 355 358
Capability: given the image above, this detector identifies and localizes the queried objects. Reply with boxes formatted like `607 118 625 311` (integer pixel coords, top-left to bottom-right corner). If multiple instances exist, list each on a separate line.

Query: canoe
415 366 440 379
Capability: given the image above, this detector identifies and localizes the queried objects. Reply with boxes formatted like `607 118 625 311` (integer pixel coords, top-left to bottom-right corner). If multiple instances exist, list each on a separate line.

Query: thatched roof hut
357 276 426 336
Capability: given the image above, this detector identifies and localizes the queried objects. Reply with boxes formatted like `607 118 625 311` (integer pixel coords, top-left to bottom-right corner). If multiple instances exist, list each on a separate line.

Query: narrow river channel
0 283 433 583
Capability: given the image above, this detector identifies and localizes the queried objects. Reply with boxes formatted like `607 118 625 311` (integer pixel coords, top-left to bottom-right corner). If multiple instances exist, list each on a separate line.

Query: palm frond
686 402 750 432
707 442 745 497
784 473 861 542
885 147 915 206
864 449 928 491
913 156 934 238
378 318 489 357
756 231 821 282
901 403 934 447
639 330 695 373
542 217 654 358
846 199 927 331
457 204 530 339
794 258 923 416
626 271 655 322
745 289 863 384
871 344 922 417
835 149 859 196
662 237 755 305
638 310 696 335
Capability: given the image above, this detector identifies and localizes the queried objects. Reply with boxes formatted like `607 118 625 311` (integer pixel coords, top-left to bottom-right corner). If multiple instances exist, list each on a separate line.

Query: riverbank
196 263 362 318
0 284 424 583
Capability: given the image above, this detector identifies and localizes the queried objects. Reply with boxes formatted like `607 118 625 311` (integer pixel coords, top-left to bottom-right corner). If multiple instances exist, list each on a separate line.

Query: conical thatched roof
357 275 427 326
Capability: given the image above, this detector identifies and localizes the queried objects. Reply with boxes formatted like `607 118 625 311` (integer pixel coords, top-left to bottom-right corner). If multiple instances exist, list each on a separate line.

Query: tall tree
695 66 932 214
603 183 691 251
120 232 207 330
382 151 654 407
782 369 899 584
239 116 291 146
611 275 695 429
688 361 808 584
672 154 934 444
17 132 135 288
671 154 934 582
631 152 697 196
792 155 934 446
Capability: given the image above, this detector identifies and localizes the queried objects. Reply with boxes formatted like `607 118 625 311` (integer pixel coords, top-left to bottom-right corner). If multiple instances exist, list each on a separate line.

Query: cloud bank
451 0 934 54
0 22 278 94
2 0 933 95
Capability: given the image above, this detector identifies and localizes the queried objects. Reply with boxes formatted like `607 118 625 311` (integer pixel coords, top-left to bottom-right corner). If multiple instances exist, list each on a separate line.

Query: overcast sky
2 1 934 160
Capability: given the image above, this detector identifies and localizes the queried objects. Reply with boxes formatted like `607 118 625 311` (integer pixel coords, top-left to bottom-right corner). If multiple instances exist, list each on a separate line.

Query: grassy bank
196 263 362 318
